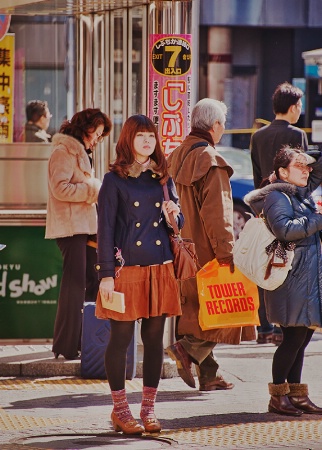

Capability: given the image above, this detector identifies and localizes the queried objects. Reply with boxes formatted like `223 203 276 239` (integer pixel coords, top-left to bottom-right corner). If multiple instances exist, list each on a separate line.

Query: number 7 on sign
165 46 181 67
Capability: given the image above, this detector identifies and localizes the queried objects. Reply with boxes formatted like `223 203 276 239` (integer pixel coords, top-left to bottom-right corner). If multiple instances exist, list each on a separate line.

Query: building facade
199 0 322 148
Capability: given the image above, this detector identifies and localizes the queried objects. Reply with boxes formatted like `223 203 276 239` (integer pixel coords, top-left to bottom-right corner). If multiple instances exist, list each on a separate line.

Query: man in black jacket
24 100 52 143
251 82 308 189
250 81 308 345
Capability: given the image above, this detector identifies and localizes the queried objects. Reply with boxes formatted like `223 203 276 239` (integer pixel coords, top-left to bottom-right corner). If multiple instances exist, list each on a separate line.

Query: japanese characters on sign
0 34 14 143
149 34 192 156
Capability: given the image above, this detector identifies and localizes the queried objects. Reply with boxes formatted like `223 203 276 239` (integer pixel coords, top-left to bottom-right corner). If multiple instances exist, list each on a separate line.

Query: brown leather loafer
141 413 162 433
199 375 235 391
111 411 144 435
166 342 196 388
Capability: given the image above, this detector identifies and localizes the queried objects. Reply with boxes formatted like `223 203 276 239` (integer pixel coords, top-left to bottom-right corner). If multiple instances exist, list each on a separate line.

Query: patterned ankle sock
140 386 158 419
111 388 134 422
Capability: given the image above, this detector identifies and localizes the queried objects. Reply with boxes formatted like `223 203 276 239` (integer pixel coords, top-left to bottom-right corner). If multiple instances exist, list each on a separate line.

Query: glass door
108 6 147 165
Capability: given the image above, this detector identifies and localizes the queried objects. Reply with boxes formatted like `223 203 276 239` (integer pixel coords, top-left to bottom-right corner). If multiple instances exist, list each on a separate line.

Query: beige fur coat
45 133 101 239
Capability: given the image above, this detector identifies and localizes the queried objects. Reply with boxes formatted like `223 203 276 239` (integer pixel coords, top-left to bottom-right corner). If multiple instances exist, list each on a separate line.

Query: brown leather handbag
163 184 199 281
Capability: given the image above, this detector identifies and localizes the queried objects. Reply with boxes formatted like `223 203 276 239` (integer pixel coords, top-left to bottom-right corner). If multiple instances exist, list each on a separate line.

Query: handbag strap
164 142 208 235
174 141 209 179
162 184 180 236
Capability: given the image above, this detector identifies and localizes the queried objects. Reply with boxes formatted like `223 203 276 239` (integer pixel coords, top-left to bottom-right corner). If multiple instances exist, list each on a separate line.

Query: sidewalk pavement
1 334 322 449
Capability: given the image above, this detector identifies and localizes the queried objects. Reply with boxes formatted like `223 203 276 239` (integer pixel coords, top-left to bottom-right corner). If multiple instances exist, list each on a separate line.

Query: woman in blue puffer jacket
245 146 322 417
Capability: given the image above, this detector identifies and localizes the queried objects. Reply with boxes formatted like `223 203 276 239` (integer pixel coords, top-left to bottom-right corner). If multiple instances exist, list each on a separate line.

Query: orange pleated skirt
95 263 182 321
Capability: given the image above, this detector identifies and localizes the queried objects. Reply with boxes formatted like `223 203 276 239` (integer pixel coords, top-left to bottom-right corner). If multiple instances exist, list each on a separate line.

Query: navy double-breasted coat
96 170 183 279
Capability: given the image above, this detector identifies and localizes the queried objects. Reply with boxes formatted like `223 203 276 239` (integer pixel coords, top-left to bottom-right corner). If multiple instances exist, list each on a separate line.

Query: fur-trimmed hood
244 181 298 206
167 135 233 186
244 181 299 216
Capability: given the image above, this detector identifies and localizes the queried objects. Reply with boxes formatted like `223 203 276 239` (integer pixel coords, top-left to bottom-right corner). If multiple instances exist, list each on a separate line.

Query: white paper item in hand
101 290 125 313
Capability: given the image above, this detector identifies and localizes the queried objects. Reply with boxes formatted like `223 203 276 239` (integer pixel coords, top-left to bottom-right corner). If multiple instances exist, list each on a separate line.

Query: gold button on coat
153 222 158 227
152 173 157 178
136 222 141 228
155 202 160 207
95 264 101 270
156 240 161 245
136 241 142 246
134 201 140 207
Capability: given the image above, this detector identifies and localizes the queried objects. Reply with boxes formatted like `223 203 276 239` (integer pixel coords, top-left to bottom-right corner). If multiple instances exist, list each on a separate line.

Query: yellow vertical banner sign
0 34 14 143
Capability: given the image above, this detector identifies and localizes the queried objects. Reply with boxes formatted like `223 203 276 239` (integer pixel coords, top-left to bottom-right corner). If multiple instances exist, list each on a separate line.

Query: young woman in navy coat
95 115 183 434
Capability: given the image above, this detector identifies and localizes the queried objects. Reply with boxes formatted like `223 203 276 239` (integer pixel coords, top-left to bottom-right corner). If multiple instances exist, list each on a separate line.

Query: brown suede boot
288 383 322 415
268 382 302 416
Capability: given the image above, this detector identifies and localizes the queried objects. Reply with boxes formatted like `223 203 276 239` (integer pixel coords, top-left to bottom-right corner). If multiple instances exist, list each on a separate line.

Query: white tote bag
232 215 294 291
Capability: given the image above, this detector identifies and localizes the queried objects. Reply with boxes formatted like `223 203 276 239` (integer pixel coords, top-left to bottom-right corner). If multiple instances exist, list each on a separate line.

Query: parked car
217 146 254 240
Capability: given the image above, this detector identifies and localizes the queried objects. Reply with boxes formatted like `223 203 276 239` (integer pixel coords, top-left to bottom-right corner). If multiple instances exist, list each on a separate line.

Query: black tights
272 326 314 385
105 315 167 391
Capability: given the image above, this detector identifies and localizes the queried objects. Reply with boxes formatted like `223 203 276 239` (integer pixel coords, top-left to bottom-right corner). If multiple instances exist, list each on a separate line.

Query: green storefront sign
0 226 61 339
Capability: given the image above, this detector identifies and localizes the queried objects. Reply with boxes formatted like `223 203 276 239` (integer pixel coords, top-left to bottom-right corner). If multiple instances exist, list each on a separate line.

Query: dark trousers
179 335 219 384
52 234 99 359
175 318 219 383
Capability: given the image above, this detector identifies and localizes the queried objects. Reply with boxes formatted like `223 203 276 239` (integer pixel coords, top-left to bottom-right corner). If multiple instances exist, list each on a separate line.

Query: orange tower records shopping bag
197 259 260 330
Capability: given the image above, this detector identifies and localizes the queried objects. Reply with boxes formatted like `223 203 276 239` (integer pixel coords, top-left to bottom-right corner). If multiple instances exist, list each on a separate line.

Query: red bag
163 184 199 281
169 234 198 281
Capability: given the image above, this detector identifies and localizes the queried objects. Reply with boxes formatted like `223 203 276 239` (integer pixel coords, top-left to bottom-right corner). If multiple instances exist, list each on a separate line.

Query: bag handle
162 183 180 236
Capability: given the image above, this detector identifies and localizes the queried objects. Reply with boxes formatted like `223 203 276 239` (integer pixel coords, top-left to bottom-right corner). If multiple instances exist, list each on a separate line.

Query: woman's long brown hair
110 114 169 184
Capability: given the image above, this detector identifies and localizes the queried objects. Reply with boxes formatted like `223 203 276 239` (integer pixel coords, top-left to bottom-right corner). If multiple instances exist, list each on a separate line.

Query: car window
217 147 253 179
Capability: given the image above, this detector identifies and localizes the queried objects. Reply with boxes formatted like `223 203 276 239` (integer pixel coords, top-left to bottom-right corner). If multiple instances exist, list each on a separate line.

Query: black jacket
250 119 308 188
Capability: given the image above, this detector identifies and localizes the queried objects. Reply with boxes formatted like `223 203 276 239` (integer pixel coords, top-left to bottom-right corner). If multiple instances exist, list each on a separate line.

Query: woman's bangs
136 122 156 134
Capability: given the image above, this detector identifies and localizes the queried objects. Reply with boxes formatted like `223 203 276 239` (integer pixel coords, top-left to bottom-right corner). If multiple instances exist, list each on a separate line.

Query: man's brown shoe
166 342 196 388
199 375 234 391
257 332 273 344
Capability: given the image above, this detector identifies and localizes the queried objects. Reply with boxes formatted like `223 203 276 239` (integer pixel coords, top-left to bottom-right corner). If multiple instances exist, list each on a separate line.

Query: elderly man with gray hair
166 98 255 391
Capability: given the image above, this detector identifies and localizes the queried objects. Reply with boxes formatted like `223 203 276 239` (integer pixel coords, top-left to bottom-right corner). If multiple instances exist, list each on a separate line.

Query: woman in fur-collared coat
244 146 322 417
45 109 112 360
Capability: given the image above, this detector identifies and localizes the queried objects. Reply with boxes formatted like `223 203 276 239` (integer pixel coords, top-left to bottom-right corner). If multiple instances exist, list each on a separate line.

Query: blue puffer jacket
244 158 322 327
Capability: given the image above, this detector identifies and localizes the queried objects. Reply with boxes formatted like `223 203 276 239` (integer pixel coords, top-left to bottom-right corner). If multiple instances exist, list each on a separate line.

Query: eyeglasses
288 162 313 172
95 132 104 143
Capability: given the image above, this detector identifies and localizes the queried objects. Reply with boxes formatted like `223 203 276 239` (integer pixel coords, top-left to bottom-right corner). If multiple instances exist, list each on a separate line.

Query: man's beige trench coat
167 135 255 344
